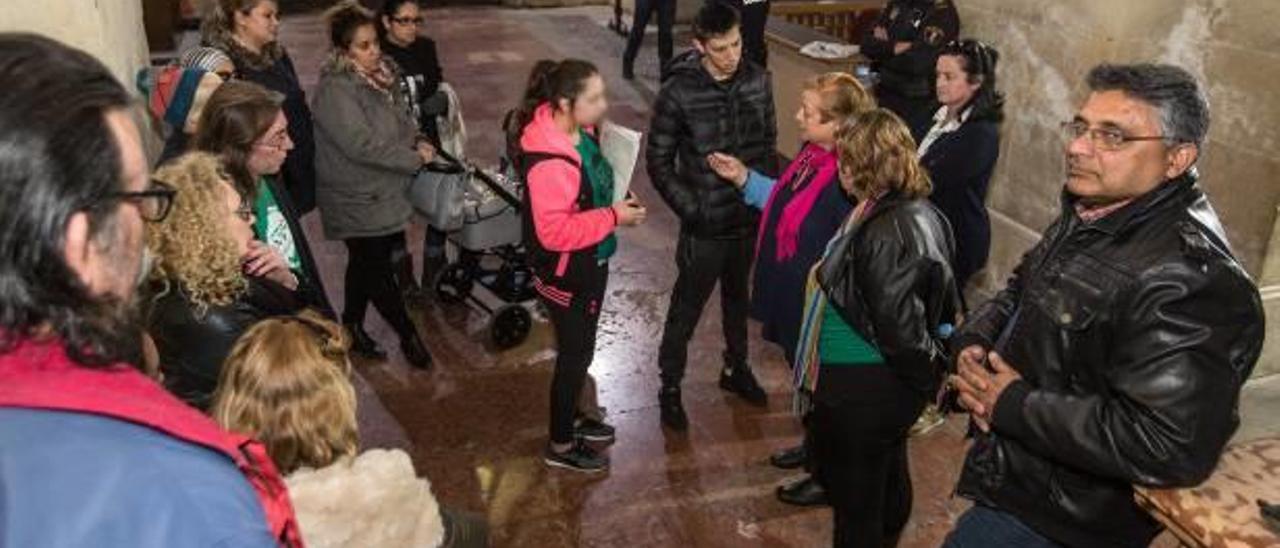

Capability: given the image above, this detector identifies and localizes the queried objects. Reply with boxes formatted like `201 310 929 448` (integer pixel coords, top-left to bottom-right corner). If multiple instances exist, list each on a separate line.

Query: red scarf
0 337 304 547
755 143 840 262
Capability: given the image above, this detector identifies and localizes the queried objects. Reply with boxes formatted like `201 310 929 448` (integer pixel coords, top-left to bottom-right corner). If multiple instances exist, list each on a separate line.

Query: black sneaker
719 366 768 406
574 415 616 443
544 441 609 473
659 386 688 431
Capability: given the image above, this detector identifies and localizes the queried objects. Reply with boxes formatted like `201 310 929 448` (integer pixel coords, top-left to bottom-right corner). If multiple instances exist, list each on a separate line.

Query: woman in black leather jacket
795 109 958 547
145 152 304 410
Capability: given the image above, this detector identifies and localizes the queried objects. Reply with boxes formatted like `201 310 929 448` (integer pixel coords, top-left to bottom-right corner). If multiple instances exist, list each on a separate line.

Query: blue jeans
943 506 1064 548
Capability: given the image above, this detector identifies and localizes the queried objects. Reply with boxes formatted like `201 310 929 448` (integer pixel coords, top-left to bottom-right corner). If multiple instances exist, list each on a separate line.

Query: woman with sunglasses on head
918 39 1003 293
908 39 1004 436
313 2 436 369
145 152 305 410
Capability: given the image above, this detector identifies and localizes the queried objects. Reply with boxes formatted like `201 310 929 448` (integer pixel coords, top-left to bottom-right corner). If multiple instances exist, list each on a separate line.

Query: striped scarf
791 196 877 415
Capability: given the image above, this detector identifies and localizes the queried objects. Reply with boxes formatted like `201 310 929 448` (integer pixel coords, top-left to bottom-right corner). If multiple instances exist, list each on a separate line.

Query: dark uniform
860 0 959 138
727 0 772 68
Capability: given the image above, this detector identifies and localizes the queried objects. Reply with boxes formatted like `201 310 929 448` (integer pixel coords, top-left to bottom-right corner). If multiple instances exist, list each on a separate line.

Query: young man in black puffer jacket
648 1 779 430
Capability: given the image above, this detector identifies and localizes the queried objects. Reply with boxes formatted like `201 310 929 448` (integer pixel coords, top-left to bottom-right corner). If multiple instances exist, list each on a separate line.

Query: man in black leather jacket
944 64 1265 548
648 1 778 430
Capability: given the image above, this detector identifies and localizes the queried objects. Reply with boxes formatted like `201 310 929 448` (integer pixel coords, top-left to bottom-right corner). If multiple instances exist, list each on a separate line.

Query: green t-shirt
575 129 617 261
818 304 884 365
254 179 301 270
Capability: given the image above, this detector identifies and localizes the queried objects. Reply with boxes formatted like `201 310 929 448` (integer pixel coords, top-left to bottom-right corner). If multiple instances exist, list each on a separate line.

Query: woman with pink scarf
707 72 874 506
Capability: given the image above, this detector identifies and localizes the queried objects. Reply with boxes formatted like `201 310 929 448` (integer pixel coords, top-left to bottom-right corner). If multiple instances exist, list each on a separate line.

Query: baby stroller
414 150 537 350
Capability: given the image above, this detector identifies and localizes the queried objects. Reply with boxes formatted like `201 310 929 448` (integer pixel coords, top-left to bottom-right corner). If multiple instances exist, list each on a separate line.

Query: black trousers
542 262 609 445
342 232 418 343
808 366 926 548
622 0 676 71
731 0 771 67
658 233 754 386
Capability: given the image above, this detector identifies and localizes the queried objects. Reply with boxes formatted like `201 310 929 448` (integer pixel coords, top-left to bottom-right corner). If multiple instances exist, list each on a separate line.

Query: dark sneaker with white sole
544 441 609 473
574 415 616 444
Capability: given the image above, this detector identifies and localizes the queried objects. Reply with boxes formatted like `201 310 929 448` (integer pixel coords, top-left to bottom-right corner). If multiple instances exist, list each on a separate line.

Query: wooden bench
770 0 882 46
1135 437 1280 547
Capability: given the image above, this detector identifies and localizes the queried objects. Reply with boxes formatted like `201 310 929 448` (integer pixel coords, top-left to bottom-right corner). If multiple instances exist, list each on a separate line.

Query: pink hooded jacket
520 103 617 277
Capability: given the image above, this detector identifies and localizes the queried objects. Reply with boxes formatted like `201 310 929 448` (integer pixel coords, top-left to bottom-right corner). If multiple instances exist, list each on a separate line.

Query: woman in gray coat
313 1 433 368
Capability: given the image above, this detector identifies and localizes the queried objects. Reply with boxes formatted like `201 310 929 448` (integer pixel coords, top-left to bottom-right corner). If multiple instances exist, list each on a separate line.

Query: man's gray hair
1086 63 1210 147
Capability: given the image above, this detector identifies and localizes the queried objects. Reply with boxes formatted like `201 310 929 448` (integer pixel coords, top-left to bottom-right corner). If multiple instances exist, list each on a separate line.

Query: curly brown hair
211 310 359 474
835 109 932 200
148 152 247 315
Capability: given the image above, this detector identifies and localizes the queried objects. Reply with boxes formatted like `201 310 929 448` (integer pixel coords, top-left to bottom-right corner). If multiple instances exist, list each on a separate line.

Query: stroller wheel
491 304 532 350
434 263 473 304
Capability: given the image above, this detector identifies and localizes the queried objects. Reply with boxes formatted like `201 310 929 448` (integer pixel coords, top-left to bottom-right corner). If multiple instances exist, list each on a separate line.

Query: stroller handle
421 148 523 208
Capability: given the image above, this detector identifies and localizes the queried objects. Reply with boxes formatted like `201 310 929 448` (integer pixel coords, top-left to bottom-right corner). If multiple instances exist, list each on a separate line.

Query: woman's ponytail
504 59 600 157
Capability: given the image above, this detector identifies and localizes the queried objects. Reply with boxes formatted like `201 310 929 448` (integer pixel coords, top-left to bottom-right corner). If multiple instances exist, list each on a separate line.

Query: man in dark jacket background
860 0 959 139
944 63 1265 547
648 1 778 430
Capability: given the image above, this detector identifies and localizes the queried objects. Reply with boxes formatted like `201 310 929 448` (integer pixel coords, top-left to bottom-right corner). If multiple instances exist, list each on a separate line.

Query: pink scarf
754 143 840 262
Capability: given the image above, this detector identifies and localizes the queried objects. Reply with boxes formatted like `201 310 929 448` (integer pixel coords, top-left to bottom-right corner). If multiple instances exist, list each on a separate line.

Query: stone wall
0 0 150 90
955 0 1280 378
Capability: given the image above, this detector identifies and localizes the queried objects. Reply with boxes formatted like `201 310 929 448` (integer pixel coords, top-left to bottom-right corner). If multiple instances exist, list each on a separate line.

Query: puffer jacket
952 172 1266 547
816 191 959 397
312 56 422 241
647 50 778 239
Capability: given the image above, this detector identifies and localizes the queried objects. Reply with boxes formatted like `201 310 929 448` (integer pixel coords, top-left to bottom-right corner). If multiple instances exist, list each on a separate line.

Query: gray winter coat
312 57 421 240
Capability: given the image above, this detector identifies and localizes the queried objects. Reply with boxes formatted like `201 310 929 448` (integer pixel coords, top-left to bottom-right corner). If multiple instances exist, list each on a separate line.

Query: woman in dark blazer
916 39 1003 293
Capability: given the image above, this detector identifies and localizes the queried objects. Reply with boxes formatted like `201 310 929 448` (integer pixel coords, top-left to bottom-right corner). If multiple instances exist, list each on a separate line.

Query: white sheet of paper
599 120 642 203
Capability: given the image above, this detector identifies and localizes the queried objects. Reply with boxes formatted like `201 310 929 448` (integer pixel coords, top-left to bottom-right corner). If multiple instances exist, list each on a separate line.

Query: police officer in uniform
726 0 772 68
860 0 959 138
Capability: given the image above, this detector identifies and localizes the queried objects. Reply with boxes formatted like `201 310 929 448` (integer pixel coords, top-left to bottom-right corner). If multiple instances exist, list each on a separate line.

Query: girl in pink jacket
505 59 646 473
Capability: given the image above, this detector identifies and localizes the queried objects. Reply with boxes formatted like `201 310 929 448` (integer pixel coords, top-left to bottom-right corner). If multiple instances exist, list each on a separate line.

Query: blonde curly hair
148 152 247 315
211 310 359 474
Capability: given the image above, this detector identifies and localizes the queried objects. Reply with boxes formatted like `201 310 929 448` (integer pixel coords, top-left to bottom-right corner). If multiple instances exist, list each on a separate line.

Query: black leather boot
658 385 688 431
776 476 828 507
770 444 807 469
401 334 433 370
344 322 387 361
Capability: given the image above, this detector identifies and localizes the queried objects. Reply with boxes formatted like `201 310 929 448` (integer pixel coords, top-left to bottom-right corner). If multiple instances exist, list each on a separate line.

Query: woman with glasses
144 152 305 410
202 0 319 214
195 79 335 320
378 0 453 292
313 2 436 369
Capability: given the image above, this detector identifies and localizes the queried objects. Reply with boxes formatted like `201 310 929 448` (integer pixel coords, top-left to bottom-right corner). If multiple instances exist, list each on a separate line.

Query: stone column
0 0 150 91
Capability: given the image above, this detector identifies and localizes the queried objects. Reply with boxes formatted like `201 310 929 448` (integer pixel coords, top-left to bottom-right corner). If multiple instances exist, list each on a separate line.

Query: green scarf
575 129 617 260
